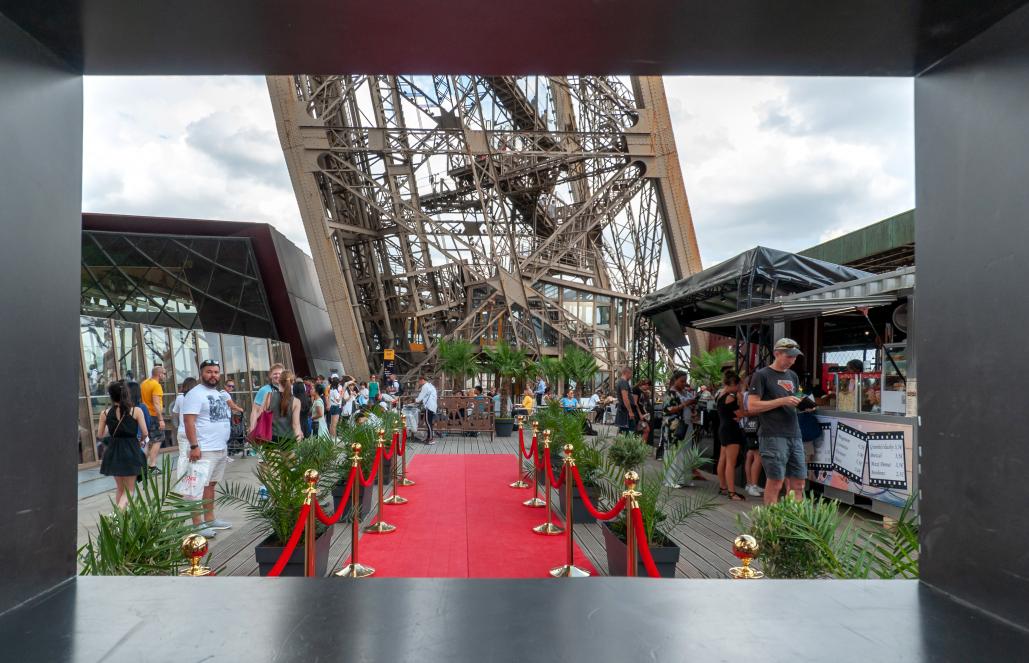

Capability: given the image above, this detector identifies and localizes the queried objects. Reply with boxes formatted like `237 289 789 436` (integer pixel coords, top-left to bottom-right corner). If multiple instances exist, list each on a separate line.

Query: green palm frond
78 456 202 576
436 338 482 390
560 346 598 392
688 347 735 389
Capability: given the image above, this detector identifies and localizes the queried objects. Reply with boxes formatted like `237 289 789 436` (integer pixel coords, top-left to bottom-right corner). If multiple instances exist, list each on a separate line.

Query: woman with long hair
739 374 764 498
716 372 746 500
327 375 344 437
293 379 312 438
97 380 150 508
267 370 304 441
312 382 328 437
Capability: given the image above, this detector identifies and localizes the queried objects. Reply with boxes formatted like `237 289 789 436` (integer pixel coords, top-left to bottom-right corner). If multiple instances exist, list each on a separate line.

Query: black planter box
495 418 514 438
601 520 679 578
557 481 599 524
332 481 374 520
255 526 334 577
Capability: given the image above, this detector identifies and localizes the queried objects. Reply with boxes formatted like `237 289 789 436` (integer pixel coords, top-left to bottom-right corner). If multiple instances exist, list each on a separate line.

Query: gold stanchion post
303 468 319 577
510 415 529 488
533 430 563 535
383 431 407 505
522 421 545 507
179 534 212 576
365 428 397 533
400 420 415 486
550 444 589 577
335 443 375 577
624 470 641 577
729 535 764 579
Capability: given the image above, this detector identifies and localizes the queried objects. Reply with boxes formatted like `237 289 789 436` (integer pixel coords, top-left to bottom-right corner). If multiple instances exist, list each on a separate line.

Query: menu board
832 422 867 483
867 432 907 489
809 421 833 470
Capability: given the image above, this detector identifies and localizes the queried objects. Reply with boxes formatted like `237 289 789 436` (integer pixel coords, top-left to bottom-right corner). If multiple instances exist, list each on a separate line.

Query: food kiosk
691 267 917 518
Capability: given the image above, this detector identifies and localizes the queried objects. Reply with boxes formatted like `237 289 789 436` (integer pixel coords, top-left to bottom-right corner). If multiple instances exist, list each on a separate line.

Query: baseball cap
773 338 803 357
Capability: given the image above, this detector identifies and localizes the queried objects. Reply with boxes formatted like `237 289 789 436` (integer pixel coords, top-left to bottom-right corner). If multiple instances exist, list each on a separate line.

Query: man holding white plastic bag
181 360 233 538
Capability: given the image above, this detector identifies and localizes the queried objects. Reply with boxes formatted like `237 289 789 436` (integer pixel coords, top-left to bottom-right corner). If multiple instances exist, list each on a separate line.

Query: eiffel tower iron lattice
269 75 702 381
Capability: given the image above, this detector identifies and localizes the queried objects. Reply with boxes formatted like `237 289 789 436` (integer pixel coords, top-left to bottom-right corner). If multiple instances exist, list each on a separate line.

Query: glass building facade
78 230 291 466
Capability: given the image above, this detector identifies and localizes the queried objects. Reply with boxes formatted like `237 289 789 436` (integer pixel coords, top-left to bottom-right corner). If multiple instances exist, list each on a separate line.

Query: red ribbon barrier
359 447 381 487
545 452 565 489
383 433 398 461
267 503 311 577
520 432 537 461
571 466 627 521
630 506 661 578
314 466 356 526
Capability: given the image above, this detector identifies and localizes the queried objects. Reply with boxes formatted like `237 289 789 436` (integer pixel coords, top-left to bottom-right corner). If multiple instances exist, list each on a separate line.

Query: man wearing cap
746 338 806 505
182 359 233 537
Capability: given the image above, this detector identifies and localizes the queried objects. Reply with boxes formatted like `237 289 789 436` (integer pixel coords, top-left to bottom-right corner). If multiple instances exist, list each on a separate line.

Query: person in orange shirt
521 387 535 415
140 365 167 474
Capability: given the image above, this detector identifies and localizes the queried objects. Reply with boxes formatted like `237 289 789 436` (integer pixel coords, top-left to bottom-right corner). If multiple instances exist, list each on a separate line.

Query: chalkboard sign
832 422 867 483
810 421 833 470
867 431 907 489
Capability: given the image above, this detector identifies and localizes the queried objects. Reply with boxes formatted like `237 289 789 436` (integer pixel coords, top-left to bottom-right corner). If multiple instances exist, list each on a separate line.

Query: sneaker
225 456 235 463
148 466 162 475
745 485 761 497
755 485 765 495
197 527 218 538
663 482 684 489
206 519 233 530
426 439 437 446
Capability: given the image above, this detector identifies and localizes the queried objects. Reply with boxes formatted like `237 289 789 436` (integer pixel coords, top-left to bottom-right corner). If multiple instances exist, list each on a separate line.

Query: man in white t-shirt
182 359 233 537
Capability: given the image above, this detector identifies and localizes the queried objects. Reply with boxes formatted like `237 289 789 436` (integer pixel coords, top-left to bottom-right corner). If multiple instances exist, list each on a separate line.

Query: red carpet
349 455 597 578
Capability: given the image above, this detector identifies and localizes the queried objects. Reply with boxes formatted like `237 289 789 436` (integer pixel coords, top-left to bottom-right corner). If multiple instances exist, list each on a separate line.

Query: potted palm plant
218 435 343 577
437 338 481 393
481 339 528 437
561 345 598 395
538 355 564 396
597 435 718 577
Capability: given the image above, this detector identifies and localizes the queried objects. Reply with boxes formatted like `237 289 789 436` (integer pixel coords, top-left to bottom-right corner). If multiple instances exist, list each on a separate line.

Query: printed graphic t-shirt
181 384 231 452
748 366 801 438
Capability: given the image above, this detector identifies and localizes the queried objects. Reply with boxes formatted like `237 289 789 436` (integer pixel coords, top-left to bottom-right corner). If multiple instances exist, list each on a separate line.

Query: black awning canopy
638 246 872 347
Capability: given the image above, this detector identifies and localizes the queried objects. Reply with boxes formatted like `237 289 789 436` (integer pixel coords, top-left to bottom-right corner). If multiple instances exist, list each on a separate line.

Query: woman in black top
716 372 745 501
293 381 312 438
97 380 150 508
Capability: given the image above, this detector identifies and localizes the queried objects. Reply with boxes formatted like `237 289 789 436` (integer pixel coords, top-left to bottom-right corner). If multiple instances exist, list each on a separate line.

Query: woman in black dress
97 380 150 508
716 372 745 501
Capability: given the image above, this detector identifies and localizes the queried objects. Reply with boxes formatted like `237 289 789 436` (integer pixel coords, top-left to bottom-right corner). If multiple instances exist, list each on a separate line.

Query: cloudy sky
83 76 913 272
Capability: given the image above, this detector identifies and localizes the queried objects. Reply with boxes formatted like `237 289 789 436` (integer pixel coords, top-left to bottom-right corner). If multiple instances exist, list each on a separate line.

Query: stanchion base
549 564 591 578
364 520 398 534
401 477 416 486
334 563 375 578
383 495 408 505
509 480 530 488
523 497 547 507
179 567 212 577
729 566 764 579
532 522 564 535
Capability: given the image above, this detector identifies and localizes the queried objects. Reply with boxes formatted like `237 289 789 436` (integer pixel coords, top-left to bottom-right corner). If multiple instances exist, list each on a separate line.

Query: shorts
758 435 806 481
203 449 229 484
329 405 342 416
745 433 759 451
148 430 165 446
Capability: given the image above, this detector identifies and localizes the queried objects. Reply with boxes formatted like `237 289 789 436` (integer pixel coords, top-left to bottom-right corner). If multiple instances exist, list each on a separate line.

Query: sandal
718 488 728 496
728 491 746 501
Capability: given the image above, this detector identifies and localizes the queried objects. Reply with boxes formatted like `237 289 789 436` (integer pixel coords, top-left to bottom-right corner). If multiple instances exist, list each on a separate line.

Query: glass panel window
141 325 174 392
78 397 96 464
170 329 199 387
112 321 144 383
81 316 115 397
197 331 223 366
247 337 271 389
221 334 249 392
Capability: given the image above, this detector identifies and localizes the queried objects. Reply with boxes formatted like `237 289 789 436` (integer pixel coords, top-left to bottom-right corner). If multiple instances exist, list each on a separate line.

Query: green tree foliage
79 457 202 576
436 338 482 392
689 346 736 389
560 345 599 393
481 339 529 417
537 355 564 393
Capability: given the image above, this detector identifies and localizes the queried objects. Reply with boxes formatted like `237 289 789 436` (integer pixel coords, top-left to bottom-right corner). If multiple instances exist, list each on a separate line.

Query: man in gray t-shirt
747 338 805 505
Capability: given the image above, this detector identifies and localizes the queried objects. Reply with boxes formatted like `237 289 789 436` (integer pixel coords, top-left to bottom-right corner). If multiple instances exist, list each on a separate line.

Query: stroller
228 411 249 457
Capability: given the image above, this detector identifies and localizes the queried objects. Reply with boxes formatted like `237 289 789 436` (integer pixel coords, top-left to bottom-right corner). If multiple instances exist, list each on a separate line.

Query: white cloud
82 76 307 252
83 75 914 276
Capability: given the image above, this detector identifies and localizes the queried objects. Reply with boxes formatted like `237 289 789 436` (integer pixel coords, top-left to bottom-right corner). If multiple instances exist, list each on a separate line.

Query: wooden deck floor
208 426 768 578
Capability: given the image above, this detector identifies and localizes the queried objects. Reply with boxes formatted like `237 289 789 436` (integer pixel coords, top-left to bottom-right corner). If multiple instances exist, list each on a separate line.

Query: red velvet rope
545 452 565 489
630 507 661 578
359 447 381 487
396 430 405 456
314 467 356 526
520 432 537 460
383 434 397 461
267 503 311 577
571 466 627 521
